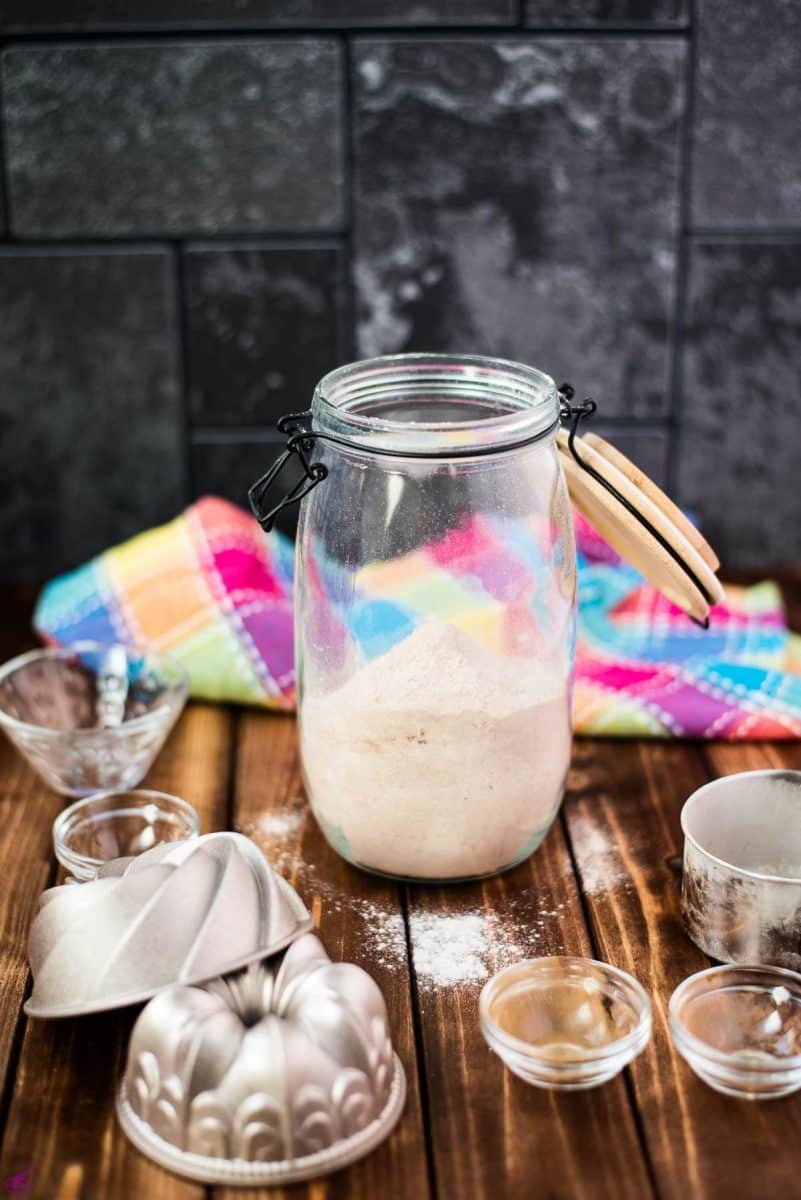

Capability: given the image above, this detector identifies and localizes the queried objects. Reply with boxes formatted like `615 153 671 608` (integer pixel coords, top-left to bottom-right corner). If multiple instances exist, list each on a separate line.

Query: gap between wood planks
216 709 431 1200
0 703 235 1200
557 796 661 1200
399 884 439 1200
404 794 652 1198
562 733 801 1200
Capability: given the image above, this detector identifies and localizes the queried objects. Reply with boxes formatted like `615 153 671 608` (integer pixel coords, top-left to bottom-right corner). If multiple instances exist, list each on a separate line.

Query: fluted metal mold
116 933 406 1185
25 832 312 1018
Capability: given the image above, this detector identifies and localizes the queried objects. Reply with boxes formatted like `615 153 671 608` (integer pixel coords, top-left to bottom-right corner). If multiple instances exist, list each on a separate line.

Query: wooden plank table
1 579 801 1199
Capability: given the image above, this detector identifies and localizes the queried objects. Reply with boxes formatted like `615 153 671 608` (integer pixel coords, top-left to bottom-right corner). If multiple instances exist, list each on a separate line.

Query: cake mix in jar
301 619 571 880
250 353 722 882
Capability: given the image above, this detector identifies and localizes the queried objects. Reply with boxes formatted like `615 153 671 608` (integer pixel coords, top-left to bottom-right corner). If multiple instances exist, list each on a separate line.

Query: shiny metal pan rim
24 908 314 1019
25 831 313 1019
116 1054 406 1185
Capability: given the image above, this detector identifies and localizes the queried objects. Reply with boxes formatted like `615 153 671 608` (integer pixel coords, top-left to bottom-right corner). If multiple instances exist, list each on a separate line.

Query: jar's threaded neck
313 353 559 458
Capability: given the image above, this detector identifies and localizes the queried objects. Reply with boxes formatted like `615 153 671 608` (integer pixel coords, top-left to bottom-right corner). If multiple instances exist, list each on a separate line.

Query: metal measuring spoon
95 644 130 728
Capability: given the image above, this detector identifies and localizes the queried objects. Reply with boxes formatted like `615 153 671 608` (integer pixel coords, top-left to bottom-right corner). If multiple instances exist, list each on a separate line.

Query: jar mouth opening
313 353 559 457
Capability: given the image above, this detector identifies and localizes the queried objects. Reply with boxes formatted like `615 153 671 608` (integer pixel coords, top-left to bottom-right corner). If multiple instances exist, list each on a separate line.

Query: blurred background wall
0 0 799 579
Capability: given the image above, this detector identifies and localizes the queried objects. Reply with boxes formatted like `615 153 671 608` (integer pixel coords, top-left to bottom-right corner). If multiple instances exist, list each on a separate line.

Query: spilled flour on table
569 814 628 896
239 801 307 879
408 898 565 991
239 805 408 967
239 806 568 989
409 913 497 988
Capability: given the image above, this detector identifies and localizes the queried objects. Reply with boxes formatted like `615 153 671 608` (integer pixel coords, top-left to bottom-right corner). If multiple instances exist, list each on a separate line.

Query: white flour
300 621 570 879
240 808 567 990
568 814 630 897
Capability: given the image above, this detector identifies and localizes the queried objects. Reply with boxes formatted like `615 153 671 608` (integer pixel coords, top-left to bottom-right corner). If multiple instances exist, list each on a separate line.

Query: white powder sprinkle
409 893 566 991
241 807 570 990
410 913 493 987
252 807 304 842
352 900 407 968
239 799 307 879
570 814 628 897
240 812 409 968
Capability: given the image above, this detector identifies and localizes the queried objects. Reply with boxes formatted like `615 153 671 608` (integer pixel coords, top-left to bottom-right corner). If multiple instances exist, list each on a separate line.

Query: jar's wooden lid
557 428 724 625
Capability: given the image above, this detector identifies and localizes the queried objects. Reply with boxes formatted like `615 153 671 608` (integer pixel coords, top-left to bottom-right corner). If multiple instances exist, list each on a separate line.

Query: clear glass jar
295 354 576 882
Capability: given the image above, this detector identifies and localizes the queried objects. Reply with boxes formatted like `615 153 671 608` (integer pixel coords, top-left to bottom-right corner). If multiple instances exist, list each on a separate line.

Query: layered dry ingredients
300 621 571 880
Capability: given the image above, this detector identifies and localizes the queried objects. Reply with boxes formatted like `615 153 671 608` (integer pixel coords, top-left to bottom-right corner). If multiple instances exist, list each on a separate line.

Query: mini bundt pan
26 832 312 1018
116 933 406 1185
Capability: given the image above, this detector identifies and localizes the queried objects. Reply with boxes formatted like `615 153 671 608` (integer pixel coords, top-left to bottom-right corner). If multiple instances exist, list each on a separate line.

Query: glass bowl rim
0 641 190 739
668 963 801 1072
680 769 801 887
52 787 201 877
479 955 653 1066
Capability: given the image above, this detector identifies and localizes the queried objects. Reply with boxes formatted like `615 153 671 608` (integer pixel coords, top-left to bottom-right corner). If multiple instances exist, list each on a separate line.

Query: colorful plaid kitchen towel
34 497 801 738
34 497 296 709
571 511 801 738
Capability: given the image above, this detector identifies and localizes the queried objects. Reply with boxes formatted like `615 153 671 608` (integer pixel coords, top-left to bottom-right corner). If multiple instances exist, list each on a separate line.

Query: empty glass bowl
669 964 801 1100
0 642 189 797
480 956 652 1090
53 789 201 880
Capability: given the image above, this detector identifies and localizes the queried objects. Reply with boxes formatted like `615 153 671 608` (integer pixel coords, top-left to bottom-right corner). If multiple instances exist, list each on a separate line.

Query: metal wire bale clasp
248 410 328 532
250 388 596 533
558 382 597 443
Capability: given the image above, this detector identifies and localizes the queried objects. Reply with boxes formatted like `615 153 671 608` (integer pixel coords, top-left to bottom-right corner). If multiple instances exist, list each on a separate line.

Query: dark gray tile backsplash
525 0 688 26
0 248 184 576
238 0 518 22
352 38 685 419
3 41 345 237
0 7 798 577
0 1 517 33
692 0 801 228
591 424 670 490
185 243 345 426
676 240 801 567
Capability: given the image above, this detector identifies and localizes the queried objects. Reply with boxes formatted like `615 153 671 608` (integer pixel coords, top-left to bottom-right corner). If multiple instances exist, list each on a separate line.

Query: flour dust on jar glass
250 354 723 883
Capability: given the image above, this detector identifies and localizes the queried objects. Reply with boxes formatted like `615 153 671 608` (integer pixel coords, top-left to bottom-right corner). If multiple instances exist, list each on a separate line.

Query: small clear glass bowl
480 957 652 1091
669 964 801 1100
53 789 201 880
0 642 189 797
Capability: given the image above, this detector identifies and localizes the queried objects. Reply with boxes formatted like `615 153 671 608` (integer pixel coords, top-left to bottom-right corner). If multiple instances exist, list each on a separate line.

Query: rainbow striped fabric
34 497 801 739
35 498 296 710
571 512 801 738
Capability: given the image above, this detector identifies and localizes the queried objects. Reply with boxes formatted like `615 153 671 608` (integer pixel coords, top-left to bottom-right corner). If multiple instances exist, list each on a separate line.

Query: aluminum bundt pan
26 832 312 1019
116 933 407 1186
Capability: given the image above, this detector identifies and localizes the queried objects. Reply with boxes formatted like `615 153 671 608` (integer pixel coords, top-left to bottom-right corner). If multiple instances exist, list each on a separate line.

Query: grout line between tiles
341 35 358 362
0 229 349 248
665 10 697 499
0 26 693 44
171 241 196 507
687 227 801 241
0 52 15 237
190 426 284 444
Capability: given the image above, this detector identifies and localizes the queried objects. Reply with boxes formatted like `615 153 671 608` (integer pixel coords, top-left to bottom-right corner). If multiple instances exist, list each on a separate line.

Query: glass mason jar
293 354 576 882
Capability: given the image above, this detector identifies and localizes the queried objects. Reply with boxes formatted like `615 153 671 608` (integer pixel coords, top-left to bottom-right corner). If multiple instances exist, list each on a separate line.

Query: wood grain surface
222 710 431 1200
0 703 233 1200
0 581 800 1199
